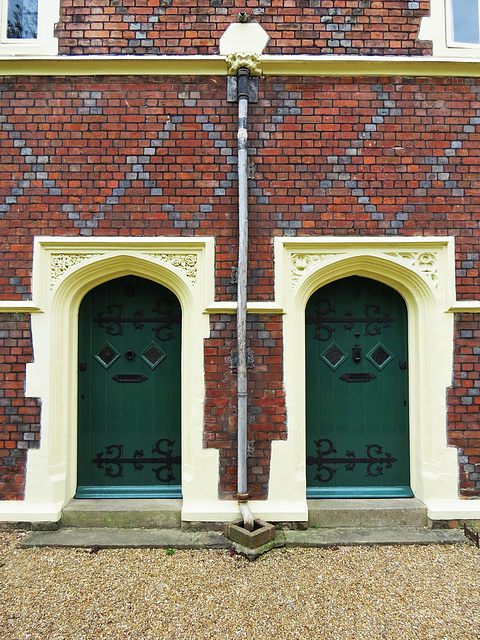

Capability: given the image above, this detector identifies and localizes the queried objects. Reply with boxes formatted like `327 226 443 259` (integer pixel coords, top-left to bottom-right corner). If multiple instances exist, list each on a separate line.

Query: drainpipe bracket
235 492 250 503
227 75 259 103
230 348 256 372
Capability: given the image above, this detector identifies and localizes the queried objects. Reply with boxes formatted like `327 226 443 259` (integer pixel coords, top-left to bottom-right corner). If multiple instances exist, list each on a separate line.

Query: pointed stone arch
22 237 220 521
269 237 458 520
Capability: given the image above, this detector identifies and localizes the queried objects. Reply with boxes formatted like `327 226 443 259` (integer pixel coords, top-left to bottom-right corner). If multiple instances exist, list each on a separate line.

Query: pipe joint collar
237 67 250 101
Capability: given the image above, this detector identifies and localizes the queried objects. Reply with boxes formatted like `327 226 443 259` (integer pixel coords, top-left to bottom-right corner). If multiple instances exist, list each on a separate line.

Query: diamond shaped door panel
321 342 347 370
367 343 393 370
141 342 166 369
94 342 120 369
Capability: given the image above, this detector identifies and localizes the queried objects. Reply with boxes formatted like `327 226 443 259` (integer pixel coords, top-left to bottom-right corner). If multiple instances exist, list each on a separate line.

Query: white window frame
0 0 59 55
419 0 480 56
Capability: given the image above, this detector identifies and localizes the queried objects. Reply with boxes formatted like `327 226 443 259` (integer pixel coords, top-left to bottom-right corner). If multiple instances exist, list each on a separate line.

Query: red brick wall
2 75 480 302
252 76 480 303
56 0 431 57
3 72 480 499
204 314 286 500
0 314 40 500
448 315 480 498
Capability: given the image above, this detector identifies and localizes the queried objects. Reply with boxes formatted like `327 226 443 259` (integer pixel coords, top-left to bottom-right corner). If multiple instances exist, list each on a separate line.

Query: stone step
62 497 428 530
307 498 428 528
61 499 182 529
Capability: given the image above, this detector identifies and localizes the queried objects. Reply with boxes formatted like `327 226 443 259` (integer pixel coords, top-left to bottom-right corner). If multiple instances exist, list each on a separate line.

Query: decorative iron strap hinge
93 301 180 341
306 298 394 341
92 439 181 483
306 438 397 483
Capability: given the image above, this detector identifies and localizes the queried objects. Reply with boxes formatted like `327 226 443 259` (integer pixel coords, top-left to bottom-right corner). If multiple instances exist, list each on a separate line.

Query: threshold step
308 498 428 528
21 527 230 549
61 499 182 529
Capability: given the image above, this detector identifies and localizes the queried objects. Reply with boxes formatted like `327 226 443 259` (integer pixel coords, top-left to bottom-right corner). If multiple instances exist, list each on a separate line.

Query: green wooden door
76 275 181 498
306 276 412 498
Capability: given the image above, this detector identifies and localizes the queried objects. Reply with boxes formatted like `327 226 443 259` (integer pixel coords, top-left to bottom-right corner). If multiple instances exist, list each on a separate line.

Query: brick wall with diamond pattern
448 315 480 498
3 68 480 499
56 0 431 57
0 314 40 501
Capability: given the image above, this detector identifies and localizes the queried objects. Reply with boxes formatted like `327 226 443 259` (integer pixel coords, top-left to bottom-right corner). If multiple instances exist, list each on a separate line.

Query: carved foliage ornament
51 252 198 289
225 52 261 76
291 253 340 288
51 254 100 288
291 250 439 289
386 251 438 287
147 253 198 285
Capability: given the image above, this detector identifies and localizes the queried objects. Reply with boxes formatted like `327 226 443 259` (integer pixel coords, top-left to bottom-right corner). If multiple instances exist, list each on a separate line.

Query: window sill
0 40 58 56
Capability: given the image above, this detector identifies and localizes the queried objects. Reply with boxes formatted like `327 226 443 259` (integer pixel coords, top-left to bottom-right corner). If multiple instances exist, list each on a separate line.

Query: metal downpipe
236 67 254 532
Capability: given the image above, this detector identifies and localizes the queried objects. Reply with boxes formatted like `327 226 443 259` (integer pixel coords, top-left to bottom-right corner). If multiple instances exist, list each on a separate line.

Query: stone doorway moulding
270 236 460 521
4 236 225 523
0 234 473 523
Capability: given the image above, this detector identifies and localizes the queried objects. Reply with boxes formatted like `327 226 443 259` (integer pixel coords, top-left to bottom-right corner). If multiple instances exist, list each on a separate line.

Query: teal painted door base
306 486 414 499
75 485 182 499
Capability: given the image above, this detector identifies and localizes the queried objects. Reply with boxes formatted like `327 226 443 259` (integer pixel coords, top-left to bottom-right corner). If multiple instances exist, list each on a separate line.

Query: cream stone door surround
270 236 470 522
0 236 222 522
0 234 478 523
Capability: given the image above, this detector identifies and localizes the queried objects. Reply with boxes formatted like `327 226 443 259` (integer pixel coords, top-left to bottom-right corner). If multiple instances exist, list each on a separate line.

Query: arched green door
76 275 181 498
306 276 412 498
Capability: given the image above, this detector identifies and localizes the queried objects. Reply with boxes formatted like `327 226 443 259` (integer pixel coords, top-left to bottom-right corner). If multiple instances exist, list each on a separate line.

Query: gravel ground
1 533 479 639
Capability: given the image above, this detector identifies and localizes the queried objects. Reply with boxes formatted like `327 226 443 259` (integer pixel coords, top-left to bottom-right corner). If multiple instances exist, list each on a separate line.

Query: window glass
451 0 480 43
7 0 38 39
